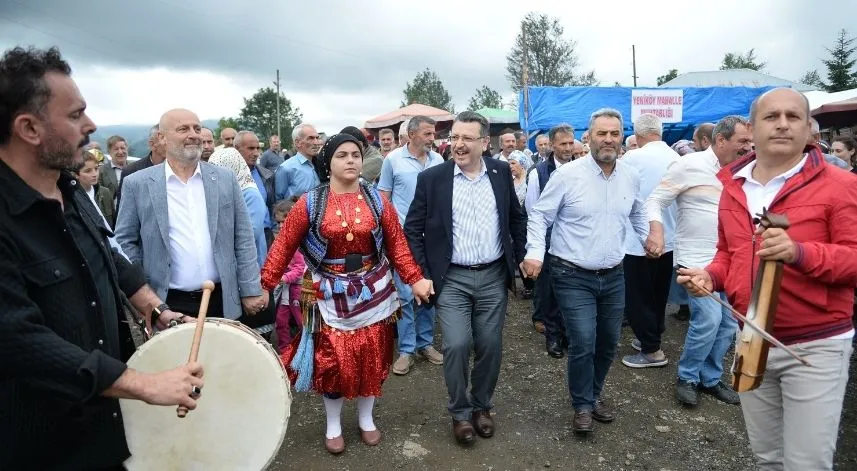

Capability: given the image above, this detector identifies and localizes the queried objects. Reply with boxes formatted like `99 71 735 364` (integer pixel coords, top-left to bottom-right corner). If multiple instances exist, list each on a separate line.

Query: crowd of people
2 44 856 471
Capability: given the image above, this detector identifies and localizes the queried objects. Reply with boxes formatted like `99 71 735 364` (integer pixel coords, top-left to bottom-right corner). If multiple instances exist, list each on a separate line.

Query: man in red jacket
679 87 856 471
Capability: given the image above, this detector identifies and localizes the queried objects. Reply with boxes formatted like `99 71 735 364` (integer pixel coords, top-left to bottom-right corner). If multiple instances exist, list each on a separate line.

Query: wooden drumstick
177 280 215 418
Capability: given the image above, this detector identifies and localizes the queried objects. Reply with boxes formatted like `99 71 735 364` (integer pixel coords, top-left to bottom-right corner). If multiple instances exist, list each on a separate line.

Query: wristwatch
151 303 171 325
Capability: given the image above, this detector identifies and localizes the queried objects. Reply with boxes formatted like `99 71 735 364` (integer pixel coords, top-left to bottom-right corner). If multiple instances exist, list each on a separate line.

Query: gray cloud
1 0 856 128
0 0 511 108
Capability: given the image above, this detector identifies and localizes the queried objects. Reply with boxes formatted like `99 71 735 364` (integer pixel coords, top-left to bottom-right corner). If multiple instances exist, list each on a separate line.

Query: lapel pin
492 169 497 174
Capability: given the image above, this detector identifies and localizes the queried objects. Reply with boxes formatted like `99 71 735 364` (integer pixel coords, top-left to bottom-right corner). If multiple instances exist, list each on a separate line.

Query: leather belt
549 255 621 276
450 258 502 271
167 282 222 301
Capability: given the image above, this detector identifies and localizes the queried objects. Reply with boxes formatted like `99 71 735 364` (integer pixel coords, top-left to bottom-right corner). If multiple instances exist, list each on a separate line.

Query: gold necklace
332 192 363 242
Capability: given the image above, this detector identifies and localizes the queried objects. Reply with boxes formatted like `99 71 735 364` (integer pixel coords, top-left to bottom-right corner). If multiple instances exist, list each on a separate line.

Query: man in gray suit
116 109 267 320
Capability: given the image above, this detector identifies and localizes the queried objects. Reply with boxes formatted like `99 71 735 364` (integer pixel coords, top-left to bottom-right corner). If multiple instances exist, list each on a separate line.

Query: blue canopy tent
518 86 773 145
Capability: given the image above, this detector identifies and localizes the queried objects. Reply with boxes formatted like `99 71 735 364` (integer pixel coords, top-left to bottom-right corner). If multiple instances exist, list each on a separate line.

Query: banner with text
631 89 684 123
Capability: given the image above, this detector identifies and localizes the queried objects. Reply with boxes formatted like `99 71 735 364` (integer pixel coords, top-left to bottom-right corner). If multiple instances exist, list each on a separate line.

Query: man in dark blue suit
404 111 527 446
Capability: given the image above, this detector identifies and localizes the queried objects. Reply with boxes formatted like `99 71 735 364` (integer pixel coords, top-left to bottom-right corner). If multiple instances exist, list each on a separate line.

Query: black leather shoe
547 340 564 358
521 289 534 300
700 381 740 405
676 379 698 406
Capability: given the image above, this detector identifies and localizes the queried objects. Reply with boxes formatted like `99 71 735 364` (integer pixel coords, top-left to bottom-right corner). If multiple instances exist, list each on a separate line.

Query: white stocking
357 396 376 431
322 396 344 439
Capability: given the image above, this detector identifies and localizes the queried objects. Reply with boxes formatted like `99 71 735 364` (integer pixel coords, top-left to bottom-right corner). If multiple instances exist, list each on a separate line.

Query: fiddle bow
680 208 811 393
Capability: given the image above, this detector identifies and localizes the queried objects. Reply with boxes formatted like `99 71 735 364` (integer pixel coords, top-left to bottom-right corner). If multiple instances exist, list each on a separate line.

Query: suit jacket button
53 269 61 277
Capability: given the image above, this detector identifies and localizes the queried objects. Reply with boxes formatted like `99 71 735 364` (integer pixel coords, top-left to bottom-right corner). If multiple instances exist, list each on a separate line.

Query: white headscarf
208 147 258 191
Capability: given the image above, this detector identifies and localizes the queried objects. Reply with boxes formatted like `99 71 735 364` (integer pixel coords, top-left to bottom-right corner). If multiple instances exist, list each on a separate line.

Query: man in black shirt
0 46 206 470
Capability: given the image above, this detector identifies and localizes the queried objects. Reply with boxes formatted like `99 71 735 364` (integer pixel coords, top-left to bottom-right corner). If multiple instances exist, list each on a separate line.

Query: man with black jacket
404 111 527 446
0 46 204 470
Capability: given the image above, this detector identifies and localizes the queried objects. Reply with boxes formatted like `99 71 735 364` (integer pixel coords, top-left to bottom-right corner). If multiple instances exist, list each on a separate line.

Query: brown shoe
360 428 381 446
533 321 545 334
592 400 614 423
325 435 345 454
471 410 495 438
452 419 475 445
573 410 593 434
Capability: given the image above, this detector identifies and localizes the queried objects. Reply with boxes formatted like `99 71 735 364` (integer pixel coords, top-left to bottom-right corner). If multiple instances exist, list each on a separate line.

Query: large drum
120 319 291 470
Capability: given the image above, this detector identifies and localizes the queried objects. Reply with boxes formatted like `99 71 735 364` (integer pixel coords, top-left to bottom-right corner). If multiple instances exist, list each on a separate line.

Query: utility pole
522 26 529 133
273 69 281 140
632 45 638 87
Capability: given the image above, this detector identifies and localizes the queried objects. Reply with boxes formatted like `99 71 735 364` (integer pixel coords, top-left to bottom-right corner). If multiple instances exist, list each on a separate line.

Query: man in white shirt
116 109 267 322
522 108 648 435
523 123 576 358
618 114 679 369
624 135 638 151
647 115 752 406
494 133 516 162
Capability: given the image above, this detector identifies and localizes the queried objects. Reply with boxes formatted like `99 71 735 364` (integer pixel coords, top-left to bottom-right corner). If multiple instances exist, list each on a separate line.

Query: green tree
213 117 240 145
467 85 503 111
797 69 826 89
720 49 766 70
822 29 857 92
505 12 597 92
657 69 679 86
401 68 454 112
237 87 303 149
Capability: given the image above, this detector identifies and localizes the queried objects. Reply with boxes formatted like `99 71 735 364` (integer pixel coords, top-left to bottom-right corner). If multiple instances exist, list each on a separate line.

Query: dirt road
271 298 857 471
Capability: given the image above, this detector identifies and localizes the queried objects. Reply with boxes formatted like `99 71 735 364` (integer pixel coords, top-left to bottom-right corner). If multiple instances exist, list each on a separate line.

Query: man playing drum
0 46 204 470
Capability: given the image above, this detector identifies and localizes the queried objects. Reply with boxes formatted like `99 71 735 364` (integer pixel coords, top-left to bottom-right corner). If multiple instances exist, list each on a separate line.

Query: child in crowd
273 199 306 353
72 149 115 228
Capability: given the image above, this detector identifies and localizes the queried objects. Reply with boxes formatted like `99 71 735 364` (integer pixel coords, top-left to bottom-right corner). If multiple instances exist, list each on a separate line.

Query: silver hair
809 117 820 134
633 113 662 137
712 115 750 142
588 108 624 133
624 135 636 146
148 124 159 139
407 115 436 135
292 123 314 142
233 130 257 149
548 123 575 142
398 118 411 138
535 134 549 143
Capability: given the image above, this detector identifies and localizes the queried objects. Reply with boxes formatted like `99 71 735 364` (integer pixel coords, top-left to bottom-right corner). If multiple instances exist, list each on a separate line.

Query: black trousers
533 256 565 343
624 253 674 354
166 283 225 319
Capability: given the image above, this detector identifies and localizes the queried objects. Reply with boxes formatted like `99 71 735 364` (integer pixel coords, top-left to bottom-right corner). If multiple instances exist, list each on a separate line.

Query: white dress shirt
733 154 806 218
646 147 722 267
526 155 648 270
451 161 503 265
621 141 679 256
524 157 567 214
165 162 220 290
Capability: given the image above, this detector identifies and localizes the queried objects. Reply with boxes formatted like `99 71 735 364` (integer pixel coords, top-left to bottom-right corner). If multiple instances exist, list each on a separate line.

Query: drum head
121 319 291 470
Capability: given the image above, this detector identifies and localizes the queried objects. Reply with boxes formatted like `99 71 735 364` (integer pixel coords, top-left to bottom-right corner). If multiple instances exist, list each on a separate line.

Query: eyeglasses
449 135 485 144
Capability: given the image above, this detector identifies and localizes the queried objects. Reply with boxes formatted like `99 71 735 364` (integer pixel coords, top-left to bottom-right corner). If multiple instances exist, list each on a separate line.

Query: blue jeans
551 259 625 411
677 290 738 387
667 272 689 305
393 271 436 354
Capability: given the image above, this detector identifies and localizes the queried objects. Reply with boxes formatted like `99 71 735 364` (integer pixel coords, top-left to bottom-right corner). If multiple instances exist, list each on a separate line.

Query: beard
39 130 87 171
591 144 618 165
168 142 202 163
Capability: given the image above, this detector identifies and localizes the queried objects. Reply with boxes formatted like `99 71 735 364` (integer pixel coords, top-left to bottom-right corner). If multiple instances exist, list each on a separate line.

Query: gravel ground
221 292 854 470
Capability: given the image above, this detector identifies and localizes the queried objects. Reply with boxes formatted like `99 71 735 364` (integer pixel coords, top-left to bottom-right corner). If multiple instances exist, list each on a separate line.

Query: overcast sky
1 0 854 134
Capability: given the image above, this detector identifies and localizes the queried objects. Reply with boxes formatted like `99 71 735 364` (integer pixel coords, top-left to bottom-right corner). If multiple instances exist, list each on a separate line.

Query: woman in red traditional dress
261 133 433 454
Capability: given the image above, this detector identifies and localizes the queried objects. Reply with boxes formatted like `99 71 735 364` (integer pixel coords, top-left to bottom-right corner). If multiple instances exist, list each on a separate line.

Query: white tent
805 88 857 111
